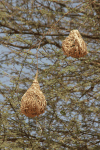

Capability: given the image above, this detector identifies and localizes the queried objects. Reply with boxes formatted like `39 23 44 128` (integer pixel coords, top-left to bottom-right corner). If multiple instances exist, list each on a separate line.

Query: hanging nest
62 30 88 58
20 77 46 118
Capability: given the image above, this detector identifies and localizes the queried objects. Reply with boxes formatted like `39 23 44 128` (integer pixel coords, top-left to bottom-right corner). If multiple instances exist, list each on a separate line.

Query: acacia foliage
0 0 100 149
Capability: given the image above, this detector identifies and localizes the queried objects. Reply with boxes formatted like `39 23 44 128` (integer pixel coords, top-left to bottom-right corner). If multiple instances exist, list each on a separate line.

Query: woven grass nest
62 30 88 58
20 77 46 118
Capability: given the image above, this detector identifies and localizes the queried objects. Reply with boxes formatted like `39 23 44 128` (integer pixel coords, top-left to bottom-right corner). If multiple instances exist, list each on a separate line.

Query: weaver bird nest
20 78 46 118
62 30 88 58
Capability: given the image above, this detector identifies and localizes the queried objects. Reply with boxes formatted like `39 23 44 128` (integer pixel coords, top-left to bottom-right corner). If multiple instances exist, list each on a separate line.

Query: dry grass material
20 78 46 118
62 30 88 58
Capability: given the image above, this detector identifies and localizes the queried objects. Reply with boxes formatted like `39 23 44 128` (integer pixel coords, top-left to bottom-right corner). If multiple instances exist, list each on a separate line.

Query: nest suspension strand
62 30 88 58
20 42 47 118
